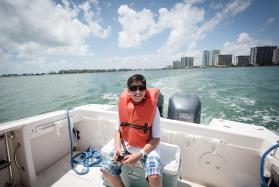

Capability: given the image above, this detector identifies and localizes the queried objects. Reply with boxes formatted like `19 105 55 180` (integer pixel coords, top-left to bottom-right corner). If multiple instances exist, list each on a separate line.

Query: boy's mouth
134 94 142 98
133 93 143 99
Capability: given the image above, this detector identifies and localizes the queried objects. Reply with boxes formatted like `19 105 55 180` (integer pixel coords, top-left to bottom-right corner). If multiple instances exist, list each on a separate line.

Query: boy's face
128 80 146 104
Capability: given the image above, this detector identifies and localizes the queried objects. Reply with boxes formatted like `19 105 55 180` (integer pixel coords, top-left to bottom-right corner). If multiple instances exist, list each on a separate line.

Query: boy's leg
102 171 125 187
144 155 162 187
101 151 124 187
148 174 162 187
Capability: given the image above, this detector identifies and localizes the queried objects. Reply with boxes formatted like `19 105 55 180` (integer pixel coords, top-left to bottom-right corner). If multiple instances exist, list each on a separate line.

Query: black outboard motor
157 92 164 117
168 93 201 124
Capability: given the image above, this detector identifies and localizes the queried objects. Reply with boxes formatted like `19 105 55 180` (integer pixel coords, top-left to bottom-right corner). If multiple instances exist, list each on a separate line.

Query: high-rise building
216 55 232 66
272 48 279 65
181 57 194 68
250 46 277 66
234 56 250 66
209 50 220 66
181 57 186 68
172 60 180 69
202 50 210 67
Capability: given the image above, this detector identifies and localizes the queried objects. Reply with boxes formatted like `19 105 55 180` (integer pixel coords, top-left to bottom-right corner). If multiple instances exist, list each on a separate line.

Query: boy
101 74 162 187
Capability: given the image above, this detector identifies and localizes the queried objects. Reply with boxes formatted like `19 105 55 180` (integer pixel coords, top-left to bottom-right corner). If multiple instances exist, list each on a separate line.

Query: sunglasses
129 85 146 92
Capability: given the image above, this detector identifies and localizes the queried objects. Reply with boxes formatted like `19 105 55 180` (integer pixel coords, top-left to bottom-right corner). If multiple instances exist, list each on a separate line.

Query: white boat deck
34 154 106 187
34 153 206 187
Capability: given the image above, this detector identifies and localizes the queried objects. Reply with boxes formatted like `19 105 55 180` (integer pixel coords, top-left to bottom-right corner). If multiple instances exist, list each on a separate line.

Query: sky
0 0 278 74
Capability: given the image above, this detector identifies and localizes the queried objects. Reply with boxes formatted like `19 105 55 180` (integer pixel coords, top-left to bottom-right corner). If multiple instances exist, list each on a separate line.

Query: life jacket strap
120 122 150 133
119 131 131 155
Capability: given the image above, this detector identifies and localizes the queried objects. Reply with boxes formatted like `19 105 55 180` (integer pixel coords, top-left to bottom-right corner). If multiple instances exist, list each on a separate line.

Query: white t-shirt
115 107 161 155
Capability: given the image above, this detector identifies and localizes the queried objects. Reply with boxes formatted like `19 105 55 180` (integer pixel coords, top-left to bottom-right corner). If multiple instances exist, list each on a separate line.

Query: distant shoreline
1 65 278 78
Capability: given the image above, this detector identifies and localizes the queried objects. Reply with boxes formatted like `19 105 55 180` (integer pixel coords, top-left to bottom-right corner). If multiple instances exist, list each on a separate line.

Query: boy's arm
122 137 160 165
113 131 122 160
143 107 161 153
142 137 160 154
113 117 122 160
114 131 121 151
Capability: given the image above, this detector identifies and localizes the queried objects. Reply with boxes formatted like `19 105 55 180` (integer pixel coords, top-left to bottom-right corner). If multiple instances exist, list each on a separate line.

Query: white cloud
259 17 275 32
209 1 223 10
222 33 256 56
117 5 156 48
189 0 251 51
156 2 204 54
184 0 205 4
105 53 176 69
266 17 275 24
222 0 251 16
107 2 112 7
117 0 251 55
0 0 110 67
79 1 111 38
222 32 272 56
117 2 205 51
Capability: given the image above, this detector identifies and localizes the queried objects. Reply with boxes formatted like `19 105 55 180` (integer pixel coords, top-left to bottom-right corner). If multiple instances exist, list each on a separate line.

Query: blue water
0 67 278 131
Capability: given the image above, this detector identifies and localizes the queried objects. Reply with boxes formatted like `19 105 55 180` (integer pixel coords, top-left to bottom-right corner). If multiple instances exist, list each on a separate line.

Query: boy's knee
101 170 110 177
148 174 161 182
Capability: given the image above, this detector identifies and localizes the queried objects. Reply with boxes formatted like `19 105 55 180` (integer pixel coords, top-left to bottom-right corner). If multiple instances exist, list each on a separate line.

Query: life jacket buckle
144 123 148 133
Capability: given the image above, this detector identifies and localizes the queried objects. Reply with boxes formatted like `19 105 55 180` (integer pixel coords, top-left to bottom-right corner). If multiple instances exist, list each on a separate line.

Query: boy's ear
127 89 131 96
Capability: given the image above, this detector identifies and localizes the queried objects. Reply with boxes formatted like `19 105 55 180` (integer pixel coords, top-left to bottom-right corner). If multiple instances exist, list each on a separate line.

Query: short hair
127 74 146 88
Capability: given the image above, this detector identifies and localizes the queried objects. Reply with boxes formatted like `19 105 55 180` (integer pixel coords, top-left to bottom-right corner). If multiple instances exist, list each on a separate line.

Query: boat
0 93 278 187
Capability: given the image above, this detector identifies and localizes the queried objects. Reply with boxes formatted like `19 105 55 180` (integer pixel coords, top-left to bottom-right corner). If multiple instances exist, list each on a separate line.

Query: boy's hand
113 148 121 161
122 152 141 165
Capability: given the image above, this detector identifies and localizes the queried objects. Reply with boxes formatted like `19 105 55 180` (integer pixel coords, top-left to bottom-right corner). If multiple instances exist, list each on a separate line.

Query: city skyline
0 0 279 74
172 45 278 68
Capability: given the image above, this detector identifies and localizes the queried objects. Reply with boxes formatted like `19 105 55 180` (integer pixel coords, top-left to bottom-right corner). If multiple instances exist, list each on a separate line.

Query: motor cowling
167 93 201 124
157 92 164 117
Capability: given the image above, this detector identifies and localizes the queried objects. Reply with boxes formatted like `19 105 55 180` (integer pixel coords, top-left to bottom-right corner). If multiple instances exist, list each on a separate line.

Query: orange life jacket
118 88 159 148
